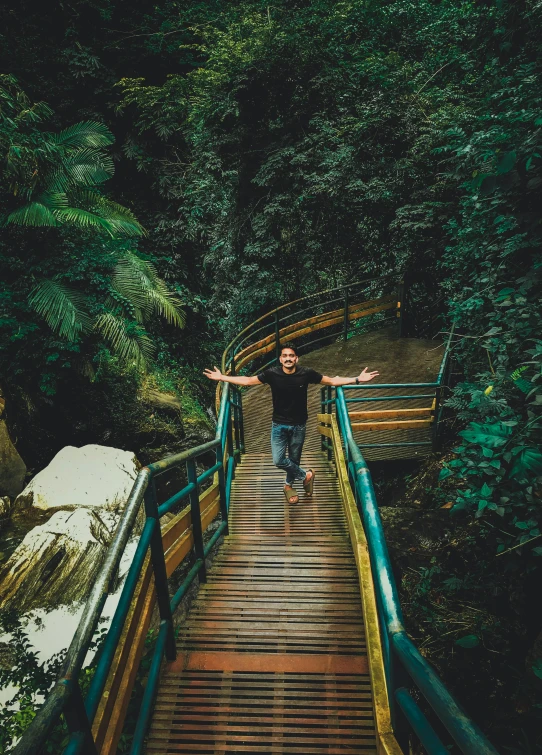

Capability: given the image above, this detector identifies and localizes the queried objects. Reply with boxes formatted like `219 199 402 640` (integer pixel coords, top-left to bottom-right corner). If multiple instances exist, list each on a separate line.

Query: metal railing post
236 388 245 453
327 386 333 461
343 286 349 341
217 444 229 531
320 387 325 453
397 280 406 337
432 385 442 452
226 401 234 462
144 480 176 660
63 682 98 755
274 310 281 361
186 458 207 583
232 393 241 454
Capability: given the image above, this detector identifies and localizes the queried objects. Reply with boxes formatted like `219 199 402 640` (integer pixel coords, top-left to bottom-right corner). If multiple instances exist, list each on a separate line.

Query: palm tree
1 75 143 237
1 76 184 367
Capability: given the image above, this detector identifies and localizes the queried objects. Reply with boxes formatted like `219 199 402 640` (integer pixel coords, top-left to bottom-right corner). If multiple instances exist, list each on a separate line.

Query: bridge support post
187 458 208 584
145 480 177 660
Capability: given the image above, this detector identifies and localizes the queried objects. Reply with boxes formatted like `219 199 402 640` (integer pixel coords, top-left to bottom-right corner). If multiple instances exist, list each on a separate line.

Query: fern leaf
95 312 155 368
29 280 92 340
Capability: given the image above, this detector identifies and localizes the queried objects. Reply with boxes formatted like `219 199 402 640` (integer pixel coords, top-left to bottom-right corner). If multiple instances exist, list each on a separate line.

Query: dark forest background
1 0 541 751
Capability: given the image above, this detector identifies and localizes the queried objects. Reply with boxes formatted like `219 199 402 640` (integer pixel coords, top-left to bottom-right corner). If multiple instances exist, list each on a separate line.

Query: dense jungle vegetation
0 0 541 751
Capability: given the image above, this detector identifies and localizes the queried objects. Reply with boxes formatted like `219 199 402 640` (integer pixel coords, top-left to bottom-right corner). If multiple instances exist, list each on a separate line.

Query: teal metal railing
13 382 244 755
321 337 499 754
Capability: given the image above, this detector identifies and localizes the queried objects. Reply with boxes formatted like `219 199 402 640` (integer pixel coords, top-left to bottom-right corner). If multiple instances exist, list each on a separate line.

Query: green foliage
28 280 92 341
0 611 107 754
0 76 143 238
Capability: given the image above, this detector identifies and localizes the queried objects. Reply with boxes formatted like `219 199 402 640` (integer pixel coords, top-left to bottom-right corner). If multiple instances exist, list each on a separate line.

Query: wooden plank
348 407 432 420
351 418 433 432
167 651 369 674
330 416 402 755
317 412 333 423
318 425 333 438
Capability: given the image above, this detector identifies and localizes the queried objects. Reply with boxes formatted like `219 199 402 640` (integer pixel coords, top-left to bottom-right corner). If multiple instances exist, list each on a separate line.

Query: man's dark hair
280 342 298 356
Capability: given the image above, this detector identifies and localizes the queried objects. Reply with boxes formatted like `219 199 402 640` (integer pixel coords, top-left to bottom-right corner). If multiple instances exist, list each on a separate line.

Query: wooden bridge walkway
145 329 442 753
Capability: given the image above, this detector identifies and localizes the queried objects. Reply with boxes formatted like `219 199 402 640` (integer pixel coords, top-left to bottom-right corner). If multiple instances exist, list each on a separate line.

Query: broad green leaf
496 151 516 174
509 448 542 480
532 659 542 679
439 468 453 481
459 422 513 448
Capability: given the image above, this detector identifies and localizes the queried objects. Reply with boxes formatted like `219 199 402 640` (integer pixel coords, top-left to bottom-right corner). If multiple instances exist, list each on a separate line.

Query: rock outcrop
13 444 138 516
1 444 141 611
0 397 26 498
0 508 120 611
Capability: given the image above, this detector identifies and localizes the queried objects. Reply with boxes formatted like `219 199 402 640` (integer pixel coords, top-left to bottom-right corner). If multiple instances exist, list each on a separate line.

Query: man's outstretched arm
320 367 379 387
203 366 261 387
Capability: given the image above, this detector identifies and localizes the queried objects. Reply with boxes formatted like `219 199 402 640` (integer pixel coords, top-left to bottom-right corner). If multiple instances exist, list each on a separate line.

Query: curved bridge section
14 280 497 755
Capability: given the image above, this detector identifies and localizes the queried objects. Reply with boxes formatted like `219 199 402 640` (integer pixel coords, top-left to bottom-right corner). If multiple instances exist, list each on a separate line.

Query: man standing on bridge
204 342 379 504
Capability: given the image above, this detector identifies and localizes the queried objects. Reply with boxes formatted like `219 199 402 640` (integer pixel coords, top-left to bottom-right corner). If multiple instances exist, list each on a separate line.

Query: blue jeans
271 422 307 485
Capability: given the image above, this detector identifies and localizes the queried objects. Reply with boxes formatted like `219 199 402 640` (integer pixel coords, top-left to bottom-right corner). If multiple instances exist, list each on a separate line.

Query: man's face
280 348 298 370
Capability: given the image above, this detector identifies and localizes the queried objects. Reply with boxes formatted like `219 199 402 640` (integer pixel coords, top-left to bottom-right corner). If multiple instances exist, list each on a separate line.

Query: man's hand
357 367 379 382
203 366 223 381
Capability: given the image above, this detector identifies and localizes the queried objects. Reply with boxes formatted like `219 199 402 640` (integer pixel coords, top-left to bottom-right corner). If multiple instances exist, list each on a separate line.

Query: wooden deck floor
146 447 376 753
145 328 441 753
244 325 444 461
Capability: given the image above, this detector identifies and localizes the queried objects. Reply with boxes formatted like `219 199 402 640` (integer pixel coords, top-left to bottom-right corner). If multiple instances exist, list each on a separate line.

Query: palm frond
39 191 69 209
57 148 115 189
29 280 92 341
5 202 60 227
148 278 186 328
75 192 145 237
50 121 114 148
95 312 155 368
53 206 118 234
112 253 185 328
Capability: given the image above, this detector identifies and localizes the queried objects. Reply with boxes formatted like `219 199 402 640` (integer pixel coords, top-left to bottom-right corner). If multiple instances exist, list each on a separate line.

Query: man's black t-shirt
257 365 323 425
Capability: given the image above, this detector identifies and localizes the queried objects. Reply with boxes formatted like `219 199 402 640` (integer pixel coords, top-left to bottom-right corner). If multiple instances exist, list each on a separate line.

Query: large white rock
0 508 121 611
14 444 139 515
